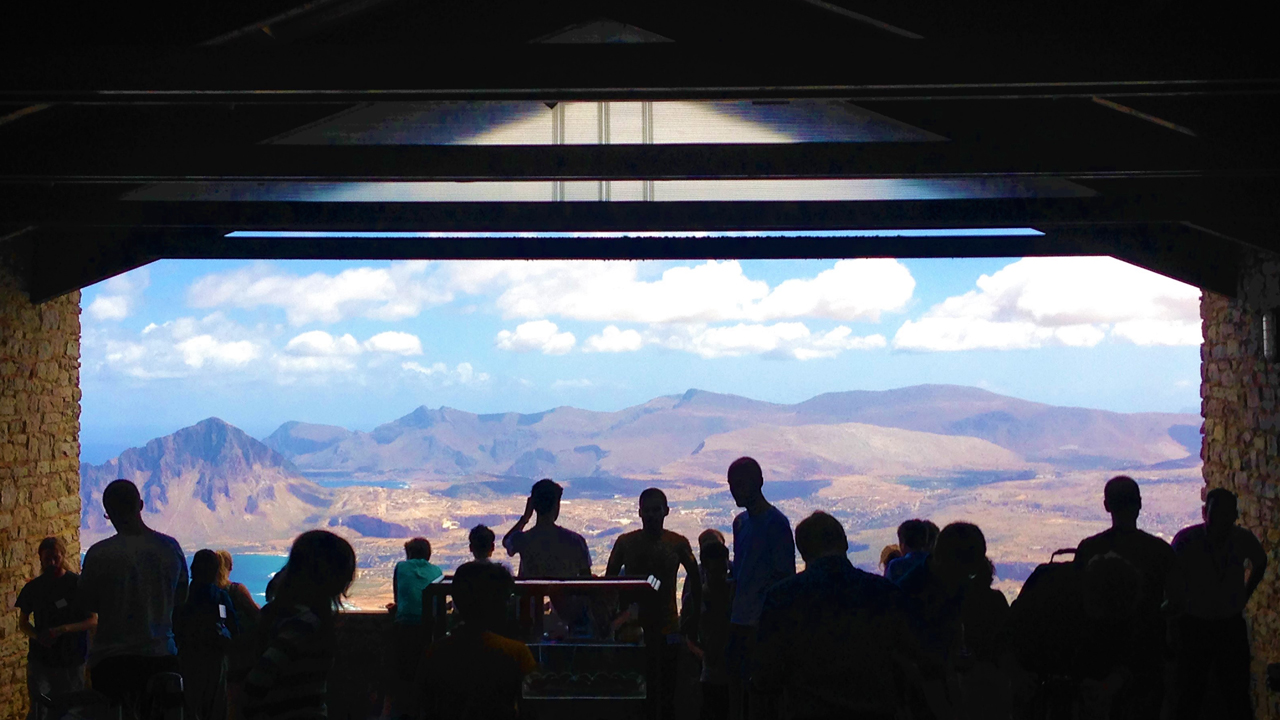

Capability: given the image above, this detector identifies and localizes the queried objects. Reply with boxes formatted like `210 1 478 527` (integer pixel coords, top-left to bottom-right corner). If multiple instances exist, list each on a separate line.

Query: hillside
264 385 1199 481
80 418 332 544
662 421 1033 482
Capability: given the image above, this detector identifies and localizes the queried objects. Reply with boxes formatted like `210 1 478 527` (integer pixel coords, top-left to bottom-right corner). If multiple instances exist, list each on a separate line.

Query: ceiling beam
21 221 1244 302
2 43 1276 105
2 137 1273 183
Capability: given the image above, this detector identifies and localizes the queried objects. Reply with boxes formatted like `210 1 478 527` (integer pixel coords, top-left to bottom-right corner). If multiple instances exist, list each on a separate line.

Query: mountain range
263 384 1200 481
79 385 1200 544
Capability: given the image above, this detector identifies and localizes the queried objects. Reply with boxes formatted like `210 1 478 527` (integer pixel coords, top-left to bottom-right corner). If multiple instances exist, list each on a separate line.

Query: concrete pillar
0 242 81 720
1201 246 1280 720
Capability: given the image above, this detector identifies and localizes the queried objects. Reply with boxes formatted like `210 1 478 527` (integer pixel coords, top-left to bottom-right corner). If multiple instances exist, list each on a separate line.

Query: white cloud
285 331 361 357
652 322 886 360
86 313 268 379
188 262 451 326
495 320 576 355
448 259 913 324
362 331 424 356
402 361 490 385
86 268 150 321
552 379 594 389
584 326 644 353
176 335 260 369
893 257 1202 352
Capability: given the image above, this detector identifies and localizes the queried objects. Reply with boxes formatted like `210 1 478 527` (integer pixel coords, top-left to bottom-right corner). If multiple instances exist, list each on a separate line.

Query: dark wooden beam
22 221 1245 301
2 42 1277 105
4 136 1271 183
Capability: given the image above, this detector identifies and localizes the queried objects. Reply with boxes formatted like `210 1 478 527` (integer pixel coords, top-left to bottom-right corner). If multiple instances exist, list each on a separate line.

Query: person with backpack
1073 476 1175 720
175 549 240 720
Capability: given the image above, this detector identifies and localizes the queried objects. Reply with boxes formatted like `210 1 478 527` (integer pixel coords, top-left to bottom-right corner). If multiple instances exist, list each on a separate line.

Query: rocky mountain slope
80 418 332 544
264 385 1199 482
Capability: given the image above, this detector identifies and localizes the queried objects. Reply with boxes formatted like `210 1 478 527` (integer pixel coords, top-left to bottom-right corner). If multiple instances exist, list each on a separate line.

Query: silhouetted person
217 551 260 720
879 545 902 576
887 519 937 584
502 479 591 633
753 512 913 720
244 530 356 720
78 479 189 715
1074 476 1174 719
386 538 443 719
417 562 537 720
1075 553 1143 719
606 488 701 719
1170 488 1268 720
898 522 992 719
17 537 95 720
469 525 496 563
175 549 240 720
692 538 734 720
957 559 1012 720
725 457 796 720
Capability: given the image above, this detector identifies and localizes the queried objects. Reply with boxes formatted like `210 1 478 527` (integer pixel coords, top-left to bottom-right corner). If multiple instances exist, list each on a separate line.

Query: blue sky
79 257 1203 463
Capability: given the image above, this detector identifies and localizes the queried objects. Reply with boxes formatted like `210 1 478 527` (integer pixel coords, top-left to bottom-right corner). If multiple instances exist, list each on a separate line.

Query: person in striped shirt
243 531 356 720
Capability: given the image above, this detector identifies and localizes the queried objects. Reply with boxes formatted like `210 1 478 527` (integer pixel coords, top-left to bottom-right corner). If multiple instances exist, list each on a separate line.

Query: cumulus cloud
893 257 1202 351
402 361 490 385
584 326 644 353
176 335 260 369
652 323 886 359
362 331 423 356
285 331 361 357
188 262 451 325
447 259 913 324
85 268 150 321
87 313 267 379
495 320 577 355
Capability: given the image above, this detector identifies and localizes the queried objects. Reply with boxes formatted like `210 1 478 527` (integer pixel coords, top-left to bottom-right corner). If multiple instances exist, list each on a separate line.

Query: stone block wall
1202 246 1280 720
0 246 82 720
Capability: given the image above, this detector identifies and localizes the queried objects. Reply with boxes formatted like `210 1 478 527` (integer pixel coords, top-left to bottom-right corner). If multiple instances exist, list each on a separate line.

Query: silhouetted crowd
14 461 1270 720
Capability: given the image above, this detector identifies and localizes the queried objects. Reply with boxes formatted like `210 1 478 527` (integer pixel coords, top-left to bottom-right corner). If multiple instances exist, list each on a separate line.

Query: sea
191 552 287 604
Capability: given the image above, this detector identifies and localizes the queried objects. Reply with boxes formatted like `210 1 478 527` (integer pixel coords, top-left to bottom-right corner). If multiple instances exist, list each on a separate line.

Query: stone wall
0 245 82 720
1201 247 1280 720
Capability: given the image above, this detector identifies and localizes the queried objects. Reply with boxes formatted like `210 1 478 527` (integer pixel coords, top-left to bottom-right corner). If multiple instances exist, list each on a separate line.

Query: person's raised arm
1243 530 1269 602
503 497 535 558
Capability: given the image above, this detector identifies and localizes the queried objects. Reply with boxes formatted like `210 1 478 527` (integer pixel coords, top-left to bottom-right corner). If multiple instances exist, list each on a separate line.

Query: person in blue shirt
385 538 443 719
175 549 240 720
886 519 938 585
724 456 795 720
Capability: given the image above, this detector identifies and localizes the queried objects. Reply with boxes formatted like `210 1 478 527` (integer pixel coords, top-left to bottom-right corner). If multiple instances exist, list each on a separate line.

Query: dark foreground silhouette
33 468 1268 720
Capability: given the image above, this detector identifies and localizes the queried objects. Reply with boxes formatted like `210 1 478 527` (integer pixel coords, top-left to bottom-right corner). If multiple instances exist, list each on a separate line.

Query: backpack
1008 548 1086 677
174 600 233 652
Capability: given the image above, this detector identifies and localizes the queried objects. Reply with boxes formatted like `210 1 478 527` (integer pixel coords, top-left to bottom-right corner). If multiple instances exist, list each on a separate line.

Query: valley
79 384 1204 608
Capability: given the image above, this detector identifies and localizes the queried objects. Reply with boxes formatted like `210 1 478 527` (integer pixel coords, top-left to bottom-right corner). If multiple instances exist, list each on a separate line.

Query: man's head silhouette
1103 475 1142 527
1204 487 1239 538
638 488 669 534
727 457 765 509
102 479 145 533
795 511 848 565
530 479 562 524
